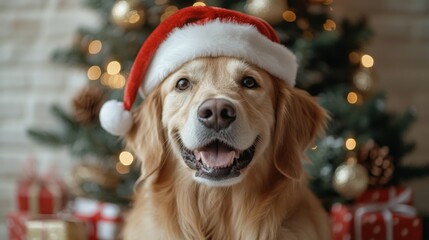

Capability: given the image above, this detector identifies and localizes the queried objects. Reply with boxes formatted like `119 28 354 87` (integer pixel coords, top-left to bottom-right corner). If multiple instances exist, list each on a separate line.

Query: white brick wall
0 0 428 238
0 0 99 237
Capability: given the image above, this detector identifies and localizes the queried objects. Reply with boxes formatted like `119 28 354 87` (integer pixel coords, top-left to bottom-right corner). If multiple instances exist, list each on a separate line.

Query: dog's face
160 57 276 186
129 56 326 187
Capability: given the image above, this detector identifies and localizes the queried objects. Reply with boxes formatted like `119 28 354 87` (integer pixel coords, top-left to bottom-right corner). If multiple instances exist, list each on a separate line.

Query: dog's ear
127 87 165 181
273 82 327 180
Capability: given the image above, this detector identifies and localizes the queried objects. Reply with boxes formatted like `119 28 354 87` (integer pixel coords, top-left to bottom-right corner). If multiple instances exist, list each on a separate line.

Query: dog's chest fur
137 166 292 240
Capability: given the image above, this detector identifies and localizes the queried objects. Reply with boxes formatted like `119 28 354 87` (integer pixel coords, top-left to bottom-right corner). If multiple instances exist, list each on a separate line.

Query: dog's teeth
234 151 240 159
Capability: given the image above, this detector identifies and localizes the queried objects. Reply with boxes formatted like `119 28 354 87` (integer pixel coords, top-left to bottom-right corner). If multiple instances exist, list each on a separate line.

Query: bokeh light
345 138 357 150
106 61 121 75
87 66 101 80
347 91 358 104
116 162 130 174
323 19 336 31
119 151 134 166
361 54 374 68
193 2 206 7
282 10 296 22
88 40 102 54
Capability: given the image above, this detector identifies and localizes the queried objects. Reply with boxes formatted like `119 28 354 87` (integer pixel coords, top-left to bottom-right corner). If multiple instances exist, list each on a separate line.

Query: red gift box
17 178 68 215
73 198 124 240
17 159 68 215
331 203 422 240
7 212 28 240
356 186 413 206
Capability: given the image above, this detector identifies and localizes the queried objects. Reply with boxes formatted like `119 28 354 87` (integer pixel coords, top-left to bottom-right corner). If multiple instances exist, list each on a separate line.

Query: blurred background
0 0 428 239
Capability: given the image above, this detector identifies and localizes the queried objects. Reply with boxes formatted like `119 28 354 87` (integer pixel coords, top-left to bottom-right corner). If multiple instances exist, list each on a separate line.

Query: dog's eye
176 78 191 91
242 77 258 89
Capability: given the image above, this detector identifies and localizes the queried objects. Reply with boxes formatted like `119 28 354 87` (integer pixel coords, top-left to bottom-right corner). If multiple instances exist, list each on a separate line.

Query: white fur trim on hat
140 19 298 96
99 100 133 136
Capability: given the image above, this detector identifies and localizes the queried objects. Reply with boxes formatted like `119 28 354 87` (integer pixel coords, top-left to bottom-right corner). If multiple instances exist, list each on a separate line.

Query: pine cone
358 140 394 187
72 85 105 125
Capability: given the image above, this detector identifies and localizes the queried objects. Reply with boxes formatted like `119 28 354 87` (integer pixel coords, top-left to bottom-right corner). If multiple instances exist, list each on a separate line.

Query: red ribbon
353 187 417 240
73 198 123 240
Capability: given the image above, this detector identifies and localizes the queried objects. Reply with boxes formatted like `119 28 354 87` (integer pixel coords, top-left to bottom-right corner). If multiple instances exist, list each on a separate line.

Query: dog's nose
198 98 236 131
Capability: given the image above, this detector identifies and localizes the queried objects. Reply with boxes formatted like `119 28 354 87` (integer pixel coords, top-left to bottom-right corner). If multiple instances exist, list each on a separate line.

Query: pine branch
27 129 68 146
50 105 79 130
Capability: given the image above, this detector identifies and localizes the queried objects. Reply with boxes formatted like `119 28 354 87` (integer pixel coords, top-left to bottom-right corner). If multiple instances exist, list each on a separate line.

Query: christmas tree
28 0 429 207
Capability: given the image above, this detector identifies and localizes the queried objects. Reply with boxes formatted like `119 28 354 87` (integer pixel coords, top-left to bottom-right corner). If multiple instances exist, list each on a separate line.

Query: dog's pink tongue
198 142 235 168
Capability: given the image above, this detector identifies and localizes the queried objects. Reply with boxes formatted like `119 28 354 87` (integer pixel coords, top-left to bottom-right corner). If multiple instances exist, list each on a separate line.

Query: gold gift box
26 219 87 240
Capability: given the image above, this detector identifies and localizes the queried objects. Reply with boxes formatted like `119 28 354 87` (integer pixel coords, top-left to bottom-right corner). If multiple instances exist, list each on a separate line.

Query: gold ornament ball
111 0 146 30
333 160 369 199
245 0 287 24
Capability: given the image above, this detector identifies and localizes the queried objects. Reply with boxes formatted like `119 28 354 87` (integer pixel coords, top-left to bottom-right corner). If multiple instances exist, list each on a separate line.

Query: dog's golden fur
124 57 331 239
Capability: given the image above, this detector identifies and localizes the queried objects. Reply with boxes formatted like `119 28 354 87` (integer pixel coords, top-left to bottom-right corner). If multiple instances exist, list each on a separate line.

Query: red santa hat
100 6 298 136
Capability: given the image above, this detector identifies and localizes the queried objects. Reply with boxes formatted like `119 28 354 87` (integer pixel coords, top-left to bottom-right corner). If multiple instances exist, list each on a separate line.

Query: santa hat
100 6 298 136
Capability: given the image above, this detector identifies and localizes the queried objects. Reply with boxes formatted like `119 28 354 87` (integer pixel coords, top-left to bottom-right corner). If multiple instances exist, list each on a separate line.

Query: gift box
356 186 413 206
7 212 28 240
17 178 68 215
331 203 422 240
26 218 87 240
73 198 124 240
17 159 68 215
7 212 87 240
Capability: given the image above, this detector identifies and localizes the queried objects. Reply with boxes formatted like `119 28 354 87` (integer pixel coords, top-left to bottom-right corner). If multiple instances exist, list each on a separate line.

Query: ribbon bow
354 187 417 240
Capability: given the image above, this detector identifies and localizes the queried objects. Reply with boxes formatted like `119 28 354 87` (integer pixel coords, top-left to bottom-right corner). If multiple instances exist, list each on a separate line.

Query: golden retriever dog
123 56 331 239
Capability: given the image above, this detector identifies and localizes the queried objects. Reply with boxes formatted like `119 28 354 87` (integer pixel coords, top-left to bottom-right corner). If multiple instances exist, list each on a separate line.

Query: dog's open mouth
181 139 257 182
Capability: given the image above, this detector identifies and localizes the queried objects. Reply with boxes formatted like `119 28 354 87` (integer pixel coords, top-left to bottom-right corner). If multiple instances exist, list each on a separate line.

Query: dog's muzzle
180 138 257 183
179 98 257 185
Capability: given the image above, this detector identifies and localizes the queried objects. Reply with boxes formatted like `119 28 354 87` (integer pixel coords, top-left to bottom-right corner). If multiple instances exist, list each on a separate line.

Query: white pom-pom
99 100 133 136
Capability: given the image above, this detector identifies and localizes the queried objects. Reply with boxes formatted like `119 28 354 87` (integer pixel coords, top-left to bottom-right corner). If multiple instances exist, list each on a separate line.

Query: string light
349 51 361 64
87 66 101 80
297 19 309 30
116 162 130 174
106 61 121 75
361 54 374 68
161 6 179 22
88 40 102 54
100 73 125 89
100 73 110 86
345 138 357 151
193 1 206 6
347 91 358 104
282 10 296 22
128 10 142 24
119 151 134 166
323 19 336 31
109 74 126 89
